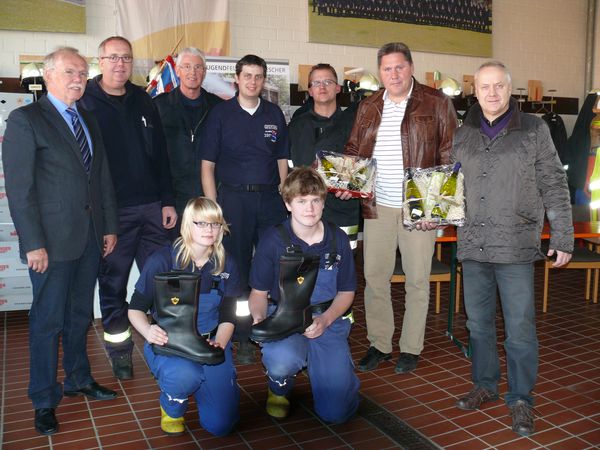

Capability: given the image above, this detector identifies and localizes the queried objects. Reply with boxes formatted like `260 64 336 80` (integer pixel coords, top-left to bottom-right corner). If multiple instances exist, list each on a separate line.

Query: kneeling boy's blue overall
251 221 360 423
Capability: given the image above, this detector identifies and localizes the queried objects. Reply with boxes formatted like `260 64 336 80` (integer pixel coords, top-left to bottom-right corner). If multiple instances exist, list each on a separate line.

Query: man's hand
145 324 168 345
547 249 572 268
335 190 354 201
26 248 48 273
415 221 446 231
162 206 177 229
103 234 117 257
303 315 331 339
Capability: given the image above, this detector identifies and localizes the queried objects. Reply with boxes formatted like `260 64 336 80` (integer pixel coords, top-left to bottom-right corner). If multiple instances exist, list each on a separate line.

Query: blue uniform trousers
144 342 240 437
218 187 287 288
99 201 170 355
260 315 359 423
462 261 538 406
28 225 99 408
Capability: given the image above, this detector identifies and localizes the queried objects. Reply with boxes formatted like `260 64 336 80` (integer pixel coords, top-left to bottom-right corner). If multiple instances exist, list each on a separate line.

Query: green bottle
431 162 461 219
405 169 424 220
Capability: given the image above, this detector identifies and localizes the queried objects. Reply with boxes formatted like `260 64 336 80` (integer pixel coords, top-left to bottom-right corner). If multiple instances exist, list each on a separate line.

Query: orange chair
542 241 600 312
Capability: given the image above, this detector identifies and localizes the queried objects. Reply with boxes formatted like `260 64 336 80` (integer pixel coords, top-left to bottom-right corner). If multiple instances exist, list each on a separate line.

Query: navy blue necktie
66 107 92 173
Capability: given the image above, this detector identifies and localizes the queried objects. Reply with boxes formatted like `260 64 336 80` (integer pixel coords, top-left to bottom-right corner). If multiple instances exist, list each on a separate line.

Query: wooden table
440 221 600 358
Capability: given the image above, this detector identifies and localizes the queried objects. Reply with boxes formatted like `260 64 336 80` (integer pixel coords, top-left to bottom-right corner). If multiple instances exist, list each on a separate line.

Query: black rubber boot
250 254 320 343
152 272 224 365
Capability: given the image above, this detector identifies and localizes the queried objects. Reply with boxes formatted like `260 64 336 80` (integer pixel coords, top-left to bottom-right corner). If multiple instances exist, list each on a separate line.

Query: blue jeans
28 227 99 408
462 261 538 406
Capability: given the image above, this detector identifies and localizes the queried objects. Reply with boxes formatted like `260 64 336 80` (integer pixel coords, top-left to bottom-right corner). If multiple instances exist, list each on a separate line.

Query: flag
147 55 179 97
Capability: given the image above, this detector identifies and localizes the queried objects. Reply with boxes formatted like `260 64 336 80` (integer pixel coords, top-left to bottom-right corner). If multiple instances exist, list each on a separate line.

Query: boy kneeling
249 167 360 423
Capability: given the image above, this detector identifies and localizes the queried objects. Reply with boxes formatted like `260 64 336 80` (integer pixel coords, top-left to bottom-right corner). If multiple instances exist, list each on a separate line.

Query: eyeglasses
309 79 336 88
192 221 223 230
179 64 205 72
100 54 133 63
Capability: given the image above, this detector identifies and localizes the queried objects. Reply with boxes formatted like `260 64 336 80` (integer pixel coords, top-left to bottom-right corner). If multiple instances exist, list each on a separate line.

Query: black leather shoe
34 408 58 435
111 353 133 380
357 347 392 371
394 352 419 374
64 382 117 400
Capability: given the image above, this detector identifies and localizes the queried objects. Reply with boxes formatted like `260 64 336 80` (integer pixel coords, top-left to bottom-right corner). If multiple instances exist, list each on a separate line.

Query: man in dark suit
2 47 120 436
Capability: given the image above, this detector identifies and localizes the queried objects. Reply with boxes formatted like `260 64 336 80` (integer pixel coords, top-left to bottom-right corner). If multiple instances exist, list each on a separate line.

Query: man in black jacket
288 63 360 249
154 47 223 236
79 36 176 380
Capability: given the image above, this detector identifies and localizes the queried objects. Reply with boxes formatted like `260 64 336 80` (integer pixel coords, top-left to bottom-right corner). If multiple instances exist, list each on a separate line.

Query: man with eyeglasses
79 36 176 381
201 54 289 364
343 42 457 375
288 63 360 250
154 48 223 236
3 47 119 435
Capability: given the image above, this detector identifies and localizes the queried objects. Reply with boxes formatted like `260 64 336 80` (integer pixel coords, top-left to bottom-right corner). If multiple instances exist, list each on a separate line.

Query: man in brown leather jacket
344 42 457 374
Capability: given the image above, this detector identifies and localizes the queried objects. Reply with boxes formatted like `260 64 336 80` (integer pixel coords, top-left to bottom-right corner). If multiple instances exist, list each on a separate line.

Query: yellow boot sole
160 406 185 436
266 389 290 419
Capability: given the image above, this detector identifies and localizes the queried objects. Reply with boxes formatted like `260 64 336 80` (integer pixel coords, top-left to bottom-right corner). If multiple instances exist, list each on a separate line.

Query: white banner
116 0 230 84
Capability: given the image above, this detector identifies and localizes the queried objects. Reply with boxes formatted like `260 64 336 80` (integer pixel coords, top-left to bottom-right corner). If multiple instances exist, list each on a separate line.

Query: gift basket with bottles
403 162 465 229
315 150 377 199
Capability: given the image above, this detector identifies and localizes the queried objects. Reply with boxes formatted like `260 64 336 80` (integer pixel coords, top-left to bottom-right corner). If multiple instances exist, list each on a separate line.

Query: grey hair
98 36 132 56
175 47 206 66
43 47 87 73
474 60 512 85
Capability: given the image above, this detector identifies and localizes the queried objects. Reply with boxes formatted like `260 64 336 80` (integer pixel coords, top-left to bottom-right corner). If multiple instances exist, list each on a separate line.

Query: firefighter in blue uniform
201 54 289 363
128 197 241 437
248 167 360 423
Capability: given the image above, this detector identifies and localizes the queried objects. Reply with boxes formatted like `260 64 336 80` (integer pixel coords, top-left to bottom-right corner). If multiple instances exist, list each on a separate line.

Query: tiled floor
1 250 600 449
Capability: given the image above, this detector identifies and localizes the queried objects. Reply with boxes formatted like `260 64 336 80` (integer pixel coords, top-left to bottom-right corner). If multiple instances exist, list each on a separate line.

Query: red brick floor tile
298 436 349 449
494 437 539 449
337 425 390 445
2 436 52 450
103 440 149 450
348 435 399 449
547 437 596 450
530 427 574 447
444 437 489 449
98 429 147 447
579 428 600 446
478 428 523 447
50 438 101 450
430 429 476 447
464 418 506 436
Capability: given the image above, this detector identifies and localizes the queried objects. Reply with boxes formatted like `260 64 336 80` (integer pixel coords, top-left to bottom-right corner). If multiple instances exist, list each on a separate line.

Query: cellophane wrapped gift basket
403 162 465 230
315 150 377 199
